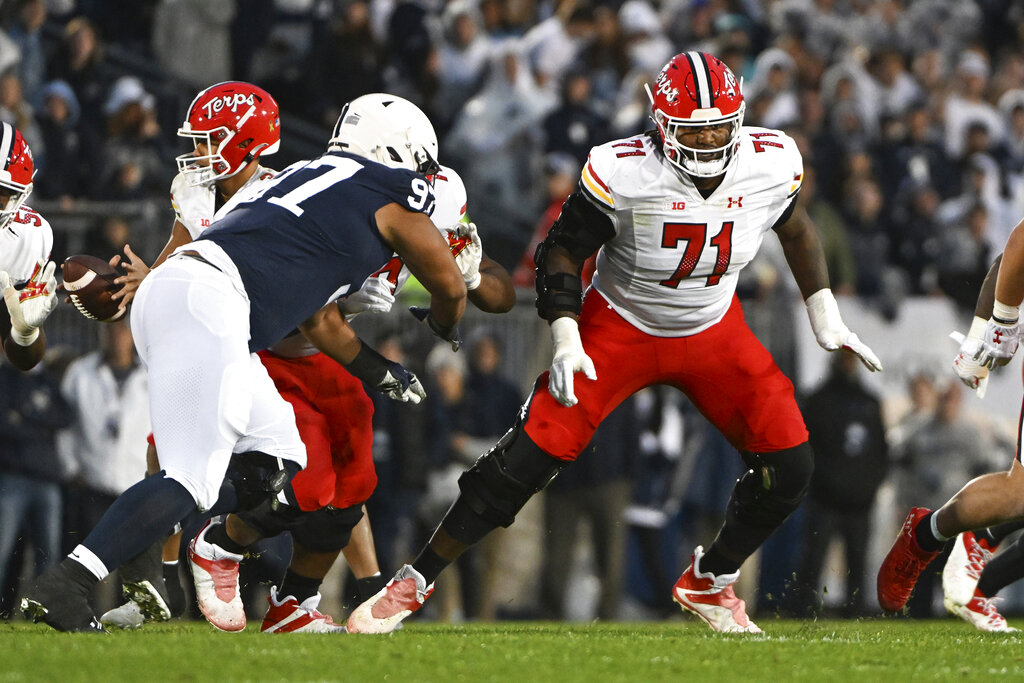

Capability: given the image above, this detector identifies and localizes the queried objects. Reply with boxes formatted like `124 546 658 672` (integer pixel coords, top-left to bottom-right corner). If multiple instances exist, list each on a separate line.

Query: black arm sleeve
534 190 616 319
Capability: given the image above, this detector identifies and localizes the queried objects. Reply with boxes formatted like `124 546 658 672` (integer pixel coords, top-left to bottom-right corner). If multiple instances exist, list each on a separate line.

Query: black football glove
344 341 426 404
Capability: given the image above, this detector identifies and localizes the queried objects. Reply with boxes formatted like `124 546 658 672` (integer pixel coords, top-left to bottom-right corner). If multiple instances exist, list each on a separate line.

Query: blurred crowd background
3 0 1024 624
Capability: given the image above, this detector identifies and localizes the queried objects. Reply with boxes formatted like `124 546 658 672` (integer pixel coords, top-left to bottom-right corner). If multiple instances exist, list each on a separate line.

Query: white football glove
978 316 1020 369
1 261 58 346
339 274 397 318
951 323 989 398
548 317 596 407
805 289 882 372
447 222 482 290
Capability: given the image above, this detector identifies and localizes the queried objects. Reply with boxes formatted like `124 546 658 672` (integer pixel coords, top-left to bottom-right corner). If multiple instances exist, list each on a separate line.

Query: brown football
62 254 125 322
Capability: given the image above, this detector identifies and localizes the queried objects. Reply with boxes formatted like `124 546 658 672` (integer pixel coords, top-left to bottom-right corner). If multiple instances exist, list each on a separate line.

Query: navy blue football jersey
199 151 435 351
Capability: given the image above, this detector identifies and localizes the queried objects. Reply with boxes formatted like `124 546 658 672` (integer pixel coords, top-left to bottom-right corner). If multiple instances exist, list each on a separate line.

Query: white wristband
968 316 988 340
551 316 582 350
805 288 842 330
993 300 1019 324
466 272 482 290
9 325 39 347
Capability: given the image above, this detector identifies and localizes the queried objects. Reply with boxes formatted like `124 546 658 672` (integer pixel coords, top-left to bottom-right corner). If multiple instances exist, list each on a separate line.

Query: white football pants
130 250 305 511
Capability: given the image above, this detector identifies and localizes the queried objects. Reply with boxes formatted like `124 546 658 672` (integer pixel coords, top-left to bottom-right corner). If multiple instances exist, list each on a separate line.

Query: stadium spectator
889 379 1004 617
33 80 83 201
96 76 171 199
542 70 608 166
791 353 888 617
4 0 47 100
540 397 635 621
0 353 73 618
58 319 150 560
152 0 236 88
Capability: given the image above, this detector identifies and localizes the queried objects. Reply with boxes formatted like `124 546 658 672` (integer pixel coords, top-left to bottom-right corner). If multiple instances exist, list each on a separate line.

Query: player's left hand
805 289 882 372
1 261 58 346
377 362 427 404
111 244 150 309
446 222 482 290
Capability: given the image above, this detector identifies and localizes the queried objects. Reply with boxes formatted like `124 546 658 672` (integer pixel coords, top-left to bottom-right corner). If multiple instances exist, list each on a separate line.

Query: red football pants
524 291 808 459
258 350 377 511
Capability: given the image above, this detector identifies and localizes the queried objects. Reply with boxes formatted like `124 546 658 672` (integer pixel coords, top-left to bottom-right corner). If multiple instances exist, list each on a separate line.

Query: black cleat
116 539 173 622
21 563 106 633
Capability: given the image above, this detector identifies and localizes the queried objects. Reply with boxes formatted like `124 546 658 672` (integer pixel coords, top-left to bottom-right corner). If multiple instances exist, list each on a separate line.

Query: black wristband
343 342 389 386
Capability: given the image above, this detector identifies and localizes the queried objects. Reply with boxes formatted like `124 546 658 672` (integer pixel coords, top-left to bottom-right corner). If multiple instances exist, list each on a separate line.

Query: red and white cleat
672 546 762 634
346 564 434 634
261 587 346 633
188 520 245 632
942 531 995 608
946 587 1019 633
877 507 941 612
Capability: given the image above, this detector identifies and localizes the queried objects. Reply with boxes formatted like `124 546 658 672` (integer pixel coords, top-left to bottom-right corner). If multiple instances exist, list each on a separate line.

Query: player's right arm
299 303 425 403
376 202 466 341
110 220 193 310
535 189 616 406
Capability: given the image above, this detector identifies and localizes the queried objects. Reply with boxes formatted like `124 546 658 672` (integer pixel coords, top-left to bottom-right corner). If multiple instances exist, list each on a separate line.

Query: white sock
69 545 109 581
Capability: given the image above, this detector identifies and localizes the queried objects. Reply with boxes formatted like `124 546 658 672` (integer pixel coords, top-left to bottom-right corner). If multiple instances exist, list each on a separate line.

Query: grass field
2 618 1024 682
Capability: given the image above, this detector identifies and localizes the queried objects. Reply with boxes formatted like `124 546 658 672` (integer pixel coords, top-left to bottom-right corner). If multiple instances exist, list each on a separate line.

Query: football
62 254 126 322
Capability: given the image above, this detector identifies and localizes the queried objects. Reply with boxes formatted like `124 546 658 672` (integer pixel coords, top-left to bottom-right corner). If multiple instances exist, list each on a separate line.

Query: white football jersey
0 206 54 287
169 164 276 239
580 128 803 337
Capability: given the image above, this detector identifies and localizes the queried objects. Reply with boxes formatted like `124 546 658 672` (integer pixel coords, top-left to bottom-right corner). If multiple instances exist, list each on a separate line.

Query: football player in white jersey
184 93 515 633
0 122 58 372
348 52 882 635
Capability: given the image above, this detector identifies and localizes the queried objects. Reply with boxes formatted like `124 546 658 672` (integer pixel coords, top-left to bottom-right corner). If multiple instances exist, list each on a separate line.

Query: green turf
2 619 1022 682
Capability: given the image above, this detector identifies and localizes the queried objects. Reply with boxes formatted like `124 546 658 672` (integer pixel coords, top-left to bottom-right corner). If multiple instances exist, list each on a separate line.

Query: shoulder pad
740 127 804 196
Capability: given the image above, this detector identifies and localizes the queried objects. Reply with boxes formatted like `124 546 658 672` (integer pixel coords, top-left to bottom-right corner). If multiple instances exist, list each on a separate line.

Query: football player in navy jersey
21 126 467 632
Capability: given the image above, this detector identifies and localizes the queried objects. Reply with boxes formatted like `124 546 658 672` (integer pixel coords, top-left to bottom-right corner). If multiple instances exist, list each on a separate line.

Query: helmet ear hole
385 147 403 164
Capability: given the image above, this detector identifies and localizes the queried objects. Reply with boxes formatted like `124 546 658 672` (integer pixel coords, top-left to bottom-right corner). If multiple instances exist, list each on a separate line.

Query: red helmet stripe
685 51 713 109
0 122 12 171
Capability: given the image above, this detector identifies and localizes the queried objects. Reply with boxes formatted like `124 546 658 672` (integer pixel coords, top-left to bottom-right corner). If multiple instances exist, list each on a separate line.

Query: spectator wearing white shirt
59 320 149 553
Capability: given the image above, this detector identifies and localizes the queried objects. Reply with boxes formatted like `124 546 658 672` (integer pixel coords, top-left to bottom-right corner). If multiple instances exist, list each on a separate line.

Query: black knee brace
725 443 814 530
225 451 299 512
446 419 570 537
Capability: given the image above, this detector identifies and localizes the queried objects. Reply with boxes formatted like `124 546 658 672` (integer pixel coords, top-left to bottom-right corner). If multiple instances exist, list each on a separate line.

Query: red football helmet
647 52 745 178
0 122 35 230
176 82 281 186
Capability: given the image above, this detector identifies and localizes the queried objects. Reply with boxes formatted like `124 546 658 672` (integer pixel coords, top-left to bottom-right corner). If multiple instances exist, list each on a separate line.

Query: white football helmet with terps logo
0 122 35 230
328 93 440 175
646 51 746 178
176 81 281 187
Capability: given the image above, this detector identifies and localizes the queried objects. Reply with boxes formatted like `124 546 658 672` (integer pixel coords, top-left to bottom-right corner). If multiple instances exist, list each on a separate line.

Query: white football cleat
188 520 245 632
261 587 346 633
672 546 762 634
943 531 994 608
346 564 434 634
946 587 1018 633
100 601 145 629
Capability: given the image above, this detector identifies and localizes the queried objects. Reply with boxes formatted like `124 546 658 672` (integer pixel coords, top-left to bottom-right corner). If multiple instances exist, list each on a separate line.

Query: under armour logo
728 197 743 208
994 330 1004 344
